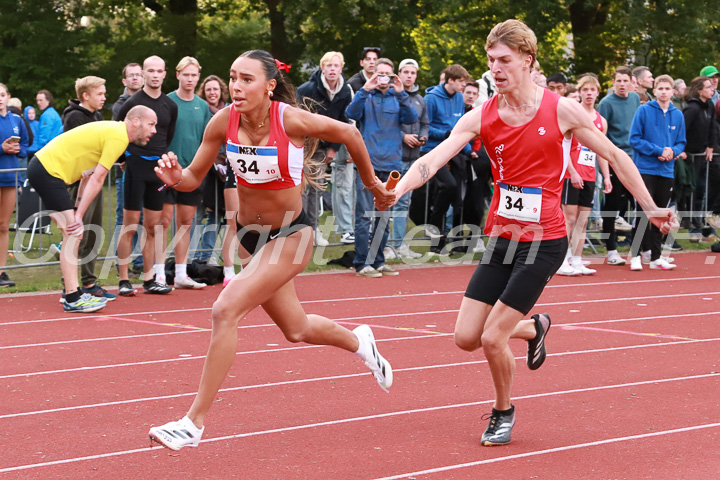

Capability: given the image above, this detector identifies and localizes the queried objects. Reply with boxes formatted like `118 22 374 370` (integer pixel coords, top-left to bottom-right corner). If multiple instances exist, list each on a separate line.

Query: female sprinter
149 50 394 451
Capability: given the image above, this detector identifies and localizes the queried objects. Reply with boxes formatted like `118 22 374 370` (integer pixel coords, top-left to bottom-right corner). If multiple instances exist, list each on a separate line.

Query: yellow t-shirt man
36 121 129 185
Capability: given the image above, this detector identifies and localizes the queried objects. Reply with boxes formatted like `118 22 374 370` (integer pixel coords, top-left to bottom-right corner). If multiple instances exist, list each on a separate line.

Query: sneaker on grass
353 324 393 392
397 244 421 259
383 246 397 260
481 406 516 446
149 416 204 451
63 293 107 313
0 272 15 288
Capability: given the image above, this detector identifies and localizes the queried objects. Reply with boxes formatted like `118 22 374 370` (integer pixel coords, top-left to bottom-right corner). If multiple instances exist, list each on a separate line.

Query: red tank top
480 90 568 242
565 111 604 182
225 101 304 189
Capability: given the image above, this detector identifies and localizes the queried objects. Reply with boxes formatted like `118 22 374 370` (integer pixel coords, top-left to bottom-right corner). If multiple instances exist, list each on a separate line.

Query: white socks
354 329 369 360
175 263 187 282
154 263 167 284
223 266 235 280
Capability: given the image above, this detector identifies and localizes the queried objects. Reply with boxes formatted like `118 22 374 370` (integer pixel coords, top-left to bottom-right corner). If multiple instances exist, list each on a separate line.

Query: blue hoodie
24 106 40 153
345 88 418 172
0 110 29 187
37 106 63 149
629 100 686 179
421 83 471 155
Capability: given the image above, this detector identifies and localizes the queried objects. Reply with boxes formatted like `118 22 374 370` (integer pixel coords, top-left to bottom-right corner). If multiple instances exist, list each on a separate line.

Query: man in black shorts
116 55 178 295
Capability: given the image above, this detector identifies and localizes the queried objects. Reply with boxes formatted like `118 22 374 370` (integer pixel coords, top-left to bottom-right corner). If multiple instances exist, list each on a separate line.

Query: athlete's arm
393 107 482 202
282 106 393 203
154 108 227 191
558 98 677 233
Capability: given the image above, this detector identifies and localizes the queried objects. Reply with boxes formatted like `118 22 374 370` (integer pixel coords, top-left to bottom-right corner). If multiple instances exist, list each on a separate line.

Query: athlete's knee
480 331 505 355
281 325 308 344
454 331 481 352
211 299 241 330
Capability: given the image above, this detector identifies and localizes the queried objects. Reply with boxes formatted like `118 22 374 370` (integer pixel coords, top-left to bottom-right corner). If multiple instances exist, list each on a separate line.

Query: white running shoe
643 251 675 264
383 246 397 260
174 276 207 289
472 238 486 253
353 325 393 392
570 259 596 275
630 256 643 271
615 216 632 232
556 261 580 276
607 250 627 266
314 230 329 247
397 244 422 259
650 258 677 270
149 416 204 451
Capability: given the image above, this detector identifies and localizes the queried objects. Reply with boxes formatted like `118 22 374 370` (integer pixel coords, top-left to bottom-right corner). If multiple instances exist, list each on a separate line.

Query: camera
377 74 391 85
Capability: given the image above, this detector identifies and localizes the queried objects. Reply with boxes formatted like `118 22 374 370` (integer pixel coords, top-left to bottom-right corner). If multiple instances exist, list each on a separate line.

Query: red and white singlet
480 90 568 242
564 110 604 183
225 101 304 189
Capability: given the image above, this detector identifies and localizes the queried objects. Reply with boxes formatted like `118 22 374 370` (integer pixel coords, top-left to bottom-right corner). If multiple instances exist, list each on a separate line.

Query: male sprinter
27 106 157 312
386 19 677 446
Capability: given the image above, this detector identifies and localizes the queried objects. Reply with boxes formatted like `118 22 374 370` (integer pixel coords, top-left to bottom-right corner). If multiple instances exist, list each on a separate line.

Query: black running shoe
0 272 15 288
527 313 551 370
118 280 137 297
481 406 516 446
143 278 173 294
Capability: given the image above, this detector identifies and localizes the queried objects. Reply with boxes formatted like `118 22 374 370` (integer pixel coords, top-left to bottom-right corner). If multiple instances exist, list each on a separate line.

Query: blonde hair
75 76 106 101
485 19 538 64
8 97 21 109
320 52 344 69
654 74 674 89
176 56 201 73
577 74 601 91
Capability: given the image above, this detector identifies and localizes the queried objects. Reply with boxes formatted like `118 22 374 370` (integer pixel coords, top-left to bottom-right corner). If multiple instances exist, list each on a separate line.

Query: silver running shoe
481 407 516 446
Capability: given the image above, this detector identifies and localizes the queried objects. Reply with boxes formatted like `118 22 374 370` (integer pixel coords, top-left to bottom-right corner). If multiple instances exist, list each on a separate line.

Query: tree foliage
1 0 719 109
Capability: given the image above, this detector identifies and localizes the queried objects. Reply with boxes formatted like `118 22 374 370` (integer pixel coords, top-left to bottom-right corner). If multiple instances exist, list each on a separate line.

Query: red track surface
1 252 719 479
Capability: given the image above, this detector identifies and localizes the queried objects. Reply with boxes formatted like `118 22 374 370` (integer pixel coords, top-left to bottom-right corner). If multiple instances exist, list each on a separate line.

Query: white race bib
226 142 282 184
497 182 542 223
577 146 597 167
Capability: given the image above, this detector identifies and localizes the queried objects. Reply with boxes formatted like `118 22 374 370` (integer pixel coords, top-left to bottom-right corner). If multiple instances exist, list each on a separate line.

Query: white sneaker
649 258 677 270
607 251 626 266
570 258 596 275
383 246 397 260
556 262 580 276
340 232 355 244
472 238 486 253
376 264 399 276
314 230 329 247
174 276 207 289
630 256 643 271
661 255 675 264
149 416 204 451
353 325 393 392
356 266 382 278
397 244 422 258
615 216 632 232
425 225 442 238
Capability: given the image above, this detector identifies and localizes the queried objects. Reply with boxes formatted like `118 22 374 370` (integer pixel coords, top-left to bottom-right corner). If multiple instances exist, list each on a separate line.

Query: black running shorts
235 210 311 256
465 236 568 315
561 179 595 208
26 156 74 212
123 153 166 212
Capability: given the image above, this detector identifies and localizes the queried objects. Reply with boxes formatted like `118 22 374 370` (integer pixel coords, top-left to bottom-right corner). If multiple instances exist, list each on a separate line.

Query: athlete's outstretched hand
371 183 396 211
648 208 679 235
154 152 182 186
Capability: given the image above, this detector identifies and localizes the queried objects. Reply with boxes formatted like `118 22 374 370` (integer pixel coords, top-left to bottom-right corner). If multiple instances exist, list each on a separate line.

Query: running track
1 252 719 479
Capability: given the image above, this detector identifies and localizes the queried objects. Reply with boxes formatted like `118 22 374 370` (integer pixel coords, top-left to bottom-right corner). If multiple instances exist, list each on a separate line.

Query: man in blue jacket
35 90 63 149
419 64 474 253
628 74 686 271
346 58 417 277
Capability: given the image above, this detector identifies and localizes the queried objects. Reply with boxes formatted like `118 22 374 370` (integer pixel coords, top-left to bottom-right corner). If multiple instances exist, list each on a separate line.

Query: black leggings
602 166 630 251
630 174 674 260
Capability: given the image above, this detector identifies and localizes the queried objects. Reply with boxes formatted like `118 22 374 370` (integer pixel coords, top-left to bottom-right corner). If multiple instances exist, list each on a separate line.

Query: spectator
112 63 145 276
112 63 144 120
564 84 580 101
162 57 212 289
474 61 496 107
7 98 32 185
346 57 417 277
462 81 479 112
27 106 157 312
546 73 567 96
632 66 654 104
699 65 719 105
116 55 178 296
419 64 474 254
556 74 612 276
347 47 381 93
35 89 62 149
682 76 718 239
296 51 354 246
385 58 427 260
62 76 114 302
597 66 641 265
0 83 29 288
23 106 40 156
672 78 687 111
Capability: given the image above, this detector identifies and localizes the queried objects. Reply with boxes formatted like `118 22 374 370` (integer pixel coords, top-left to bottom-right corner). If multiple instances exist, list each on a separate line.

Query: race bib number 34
497 182 542 223
577 146 597 167
226 142 282 184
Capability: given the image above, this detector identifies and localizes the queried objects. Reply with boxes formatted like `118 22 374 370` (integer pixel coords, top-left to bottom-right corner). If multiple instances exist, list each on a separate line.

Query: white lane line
536 291 720 307
373 422 720 480
2 337 718 420
0 310 458 350
3 274 718 327
1 371 717 474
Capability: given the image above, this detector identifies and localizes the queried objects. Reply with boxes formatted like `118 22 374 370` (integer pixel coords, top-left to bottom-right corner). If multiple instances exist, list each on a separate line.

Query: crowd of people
0 17 705 451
